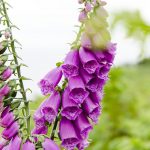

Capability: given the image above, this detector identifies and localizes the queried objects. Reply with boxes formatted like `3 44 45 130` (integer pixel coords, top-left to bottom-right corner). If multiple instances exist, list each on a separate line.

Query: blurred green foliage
87 64 150 150
111 10 150 58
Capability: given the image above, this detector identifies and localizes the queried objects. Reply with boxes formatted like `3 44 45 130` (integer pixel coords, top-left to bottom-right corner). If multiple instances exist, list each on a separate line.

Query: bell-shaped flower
0 85 10 97
32 126 48 135
40 91 61 123
2 121 19 140
79 47 98 74
42 138 60 150
61 87 82 120
80 67 105 92
77 139 89 150
62 50 79 78
38 67 62 95
94 42 116 64
7 135 21 150
82 97 101 123
1 67 12 81
90 91 103 104
74 113 92 139
0 107 15 128
22 141 35 150
59 117 80 150
68 75 89 104
96 63 111 79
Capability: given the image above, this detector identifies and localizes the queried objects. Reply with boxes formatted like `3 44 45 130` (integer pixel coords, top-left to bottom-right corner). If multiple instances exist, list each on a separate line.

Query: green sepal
56 61 63 67
7 79 17 88
10 100 21 110
0 55 8 66
0 40 8 55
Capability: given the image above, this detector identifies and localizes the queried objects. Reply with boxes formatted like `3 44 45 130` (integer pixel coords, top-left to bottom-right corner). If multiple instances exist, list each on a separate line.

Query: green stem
1 0 30 135
71 23 84 49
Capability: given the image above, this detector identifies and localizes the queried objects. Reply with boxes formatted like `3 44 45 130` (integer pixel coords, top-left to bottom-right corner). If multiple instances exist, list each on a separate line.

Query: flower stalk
1 0 30 135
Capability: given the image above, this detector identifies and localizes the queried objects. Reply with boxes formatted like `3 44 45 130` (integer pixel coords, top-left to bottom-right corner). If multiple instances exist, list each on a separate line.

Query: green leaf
20 76 32 81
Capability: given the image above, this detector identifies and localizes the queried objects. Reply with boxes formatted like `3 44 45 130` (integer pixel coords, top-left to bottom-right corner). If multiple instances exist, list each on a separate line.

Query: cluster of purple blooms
36 42 116 150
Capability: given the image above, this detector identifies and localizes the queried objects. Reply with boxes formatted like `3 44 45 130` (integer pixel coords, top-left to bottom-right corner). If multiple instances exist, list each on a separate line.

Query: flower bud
85 2 92 12
79 10 87 22
1 67 12 81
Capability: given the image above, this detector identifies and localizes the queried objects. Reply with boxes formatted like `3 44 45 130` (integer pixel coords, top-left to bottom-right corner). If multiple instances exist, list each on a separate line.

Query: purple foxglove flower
80 67 105 92
2 121 19 140
77 139 89 150
22 141 35 150
8 135 21 150
42 138 60 150
81 33 92 49
33 105 45 129
1 68 12 81
0 85 10 97
61 50 79 78
86 77 106 92
61 87 82 120
32 126 48 142
0 107 15 128
69 75 89 104
59 117 80 149
96 63 111 79
0 139 7 149
90 91 103 104
82 97 101 123
79 10 87 22
38 67 62 95
94 42 116 64
79 47 99 74
74 113 92 139
40 91 61 123
85 2 92 12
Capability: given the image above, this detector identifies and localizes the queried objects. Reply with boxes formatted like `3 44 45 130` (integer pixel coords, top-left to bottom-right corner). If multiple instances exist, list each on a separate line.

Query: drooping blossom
61 87 82 120
61 50 79 78
1 67 12 81
82 96 101 123
22 141 35 150
80 67 106 92
68 75 89 104
0 85 10 97
90 91 103 104
77 139 90 150
38 67 62 95
7 135 21 150
0 107 15 128
2 121 19 140
79 47 99 74
74 113 92 139
40 91 61 123
42 138 60 150
59 117 80 149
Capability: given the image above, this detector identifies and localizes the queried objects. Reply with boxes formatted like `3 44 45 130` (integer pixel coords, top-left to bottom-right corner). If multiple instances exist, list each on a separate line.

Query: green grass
1 64 150 150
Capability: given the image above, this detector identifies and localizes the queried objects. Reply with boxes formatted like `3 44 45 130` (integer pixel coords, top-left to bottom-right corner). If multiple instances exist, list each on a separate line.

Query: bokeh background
1 0 150 149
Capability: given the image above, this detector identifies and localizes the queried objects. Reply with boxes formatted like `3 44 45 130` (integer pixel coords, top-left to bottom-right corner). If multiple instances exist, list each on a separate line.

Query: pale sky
7 0 150 97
